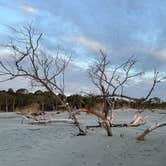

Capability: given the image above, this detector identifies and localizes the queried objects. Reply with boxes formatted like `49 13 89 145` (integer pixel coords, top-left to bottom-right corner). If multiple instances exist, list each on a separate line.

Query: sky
0 0 166 100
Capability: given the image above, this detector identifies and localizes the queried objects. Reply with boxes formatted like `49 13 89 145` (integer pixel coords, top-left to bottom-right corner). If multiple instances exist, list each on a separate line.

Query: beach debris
129 114 147 127
137 122 166 141
86 112 147 129
29 118 74 125
20 111 75 125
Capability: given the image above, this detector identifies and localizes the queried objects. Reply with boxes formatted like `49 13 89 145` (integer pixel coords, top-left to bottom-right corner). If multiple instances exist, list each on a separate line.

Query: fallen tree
81 108 147 129
137 123 166 141
112 114 147 127
20 112 74 125
29 118 74 125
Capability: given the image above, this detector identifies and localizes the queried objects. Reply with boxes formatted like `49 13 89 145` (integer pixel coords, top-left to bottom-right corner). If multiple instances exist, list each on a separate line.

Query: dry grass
16 103 43 116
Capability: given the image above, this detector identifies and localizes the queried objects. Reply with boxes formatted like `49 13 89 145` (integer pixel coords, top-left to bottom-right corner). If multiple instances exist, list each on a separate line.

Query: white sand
0 110 165 166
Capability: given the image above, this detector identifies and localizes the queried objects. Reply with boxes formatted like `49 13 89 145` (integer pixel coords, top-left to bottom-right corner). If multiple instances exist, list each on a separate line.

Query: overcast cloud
0 0 165 99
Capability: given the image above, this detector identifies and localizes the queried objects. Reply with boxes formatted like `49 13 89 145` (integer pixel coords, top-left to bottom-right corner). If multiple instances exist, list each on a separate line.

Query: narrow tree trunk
41 103 44 112
52 104 55 111
104 119 112 136
103 97 113 136
55 98 58 110
51 94 86 136
103 97 109 118
137 123 166 141
66 103 86 136
110 101 115 124
12 98 15 112
5 97 8 112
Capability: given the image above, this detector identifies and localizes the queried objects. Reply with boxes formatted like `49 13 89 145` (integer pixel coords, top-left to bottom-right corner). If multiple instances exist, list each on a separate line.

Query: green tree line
0 88 165 112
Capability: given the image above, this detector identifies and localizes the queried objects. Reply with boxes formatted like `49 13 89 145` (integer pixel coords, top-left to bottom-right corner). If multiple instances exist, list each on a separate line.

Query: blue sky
0 0 166 99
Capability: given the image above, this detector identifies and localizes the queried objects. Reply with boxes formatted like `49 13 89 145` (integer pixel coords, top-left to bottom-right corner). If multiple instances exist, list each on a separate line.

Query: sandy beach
0 110 165 166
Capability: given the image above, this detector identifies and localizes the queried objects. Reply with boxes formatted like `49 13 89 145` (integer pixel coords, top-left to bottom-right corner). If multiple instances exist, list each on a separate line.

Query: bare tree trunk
66 103 86 135
79 108 112 136
52 104 55 111
41 103 44 112
5 97 8 112
104 119 112 136
137 123 166 141
102 96 113 136
103 97 109 118
12 98 15 112
53 94 86 136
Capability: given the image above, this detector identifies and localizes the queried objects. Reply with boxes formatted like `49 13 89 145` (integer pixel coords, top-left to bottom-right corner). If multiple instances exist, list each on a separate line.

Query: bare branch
0 24 86 135
88 50 165 136
144 69 166 100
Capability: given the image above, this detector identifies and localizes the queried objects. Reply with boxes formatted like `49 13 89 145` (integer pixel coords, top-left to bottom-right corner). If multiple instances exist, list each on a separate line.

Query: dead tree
137 123 166 141
81 109 147 129
88 50 165 136
0 24 85 135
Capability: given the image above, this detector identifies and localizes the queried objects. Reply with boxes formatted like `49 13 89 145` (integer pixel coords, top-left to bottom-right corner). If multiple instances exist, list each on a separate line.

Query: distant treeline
0 88 166 112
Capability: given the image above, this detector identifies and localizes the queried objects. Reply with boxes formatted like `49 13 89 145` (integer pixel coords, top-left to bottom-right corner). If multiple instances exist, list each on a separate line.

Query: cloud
19 5 38 14
0 46 11 59
0 0 166 99
151 50 166 61
0 77 30 91
64 62 95 94
70 36 107 52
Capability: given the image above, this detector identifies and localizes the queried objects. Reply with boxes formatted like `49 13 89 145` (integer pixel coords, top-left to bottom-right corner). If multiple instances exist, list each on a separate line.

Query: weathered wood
29 119 74 125
104 119 112 136
112 123 128 127
79 108 112 136
86 122 145 129
86 124 101 129
129 114 147 126
21 114 74 125
112 123 144 127
66 104 86 135
137 123 166 141
0 24 85 136
86 114 146 129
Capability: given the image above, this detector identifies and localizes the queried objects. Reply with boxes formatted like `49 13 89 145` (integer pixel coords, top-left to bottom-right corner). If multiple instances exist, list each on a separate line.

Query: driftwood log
137 123 166 141
21 114 74 125
29 119 74 125
17 102 86 135
85 110 147 129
